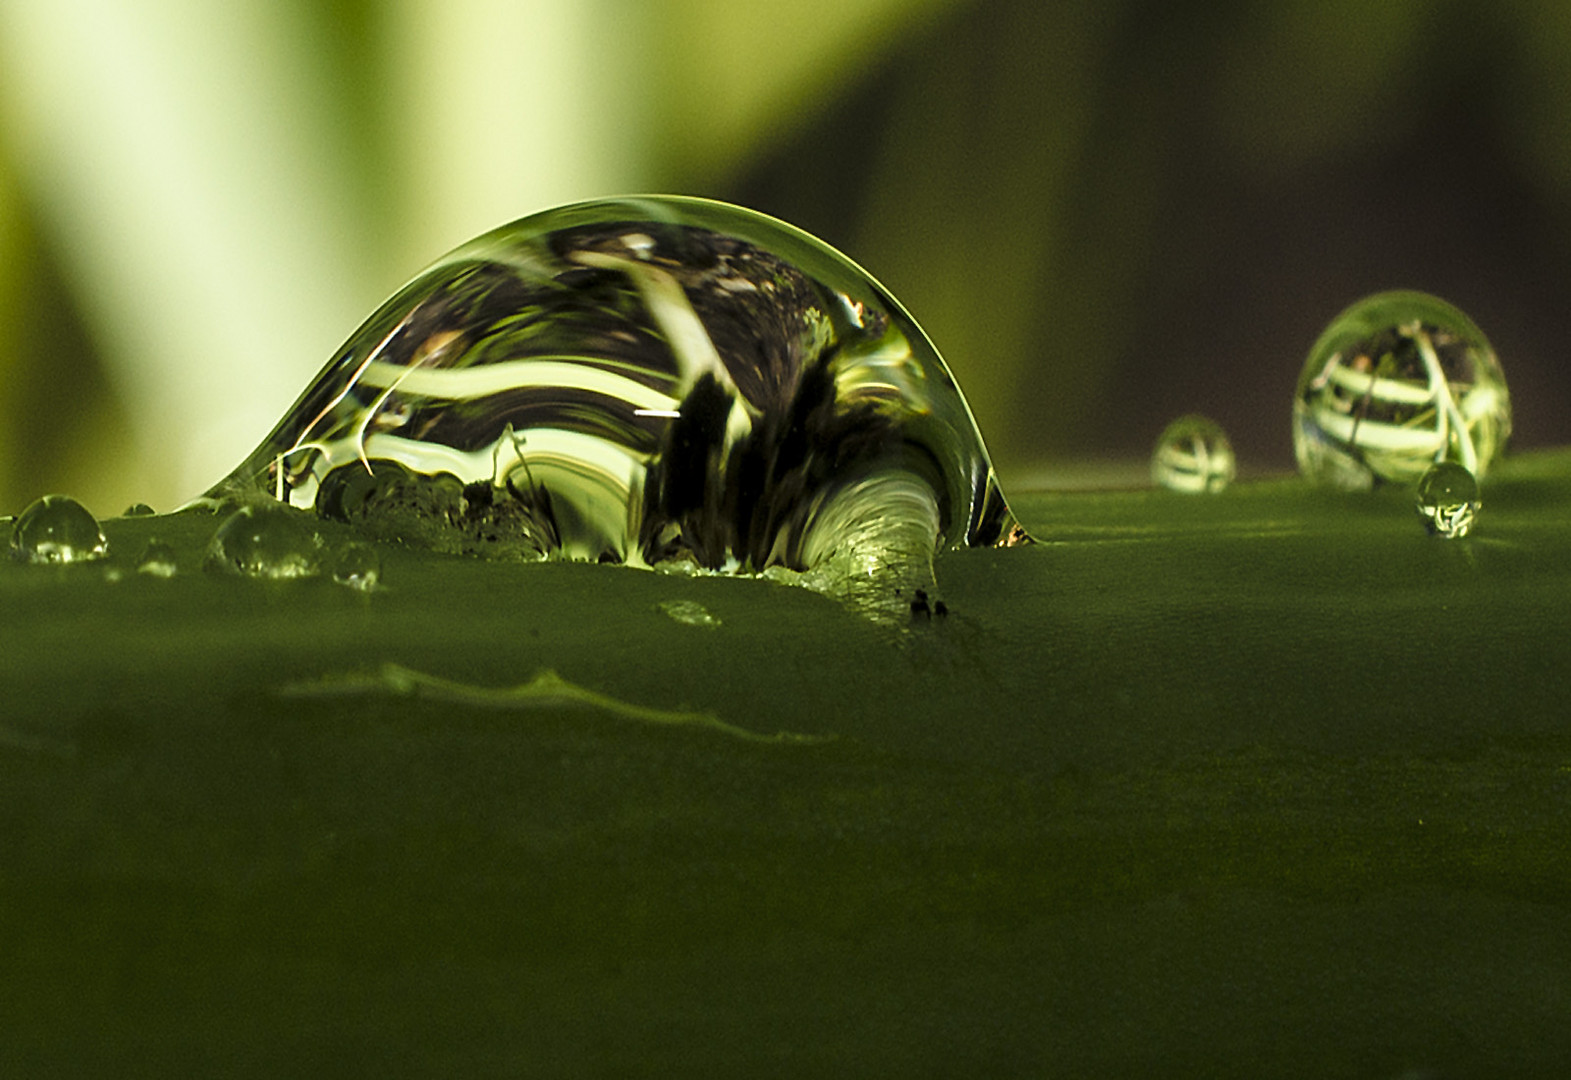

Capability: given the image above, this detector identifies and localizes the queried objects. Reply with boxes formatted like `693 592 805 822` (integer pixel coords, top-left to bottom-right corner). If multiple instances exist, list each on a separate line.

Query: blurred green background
3 0 1571 517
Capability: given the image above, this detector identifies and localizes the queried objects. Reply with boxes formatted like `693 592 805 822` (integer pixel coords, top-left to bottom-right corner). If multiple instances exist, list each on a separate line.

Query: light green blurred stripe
383 0 653 270
0 154 23 491
0 0 381 506
853 1 1120 474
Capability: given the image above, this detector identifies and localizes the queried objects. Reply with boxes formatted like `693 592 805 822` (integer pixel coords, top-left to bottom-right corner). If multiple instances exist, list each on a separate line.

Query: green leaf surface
4 452 1571 1076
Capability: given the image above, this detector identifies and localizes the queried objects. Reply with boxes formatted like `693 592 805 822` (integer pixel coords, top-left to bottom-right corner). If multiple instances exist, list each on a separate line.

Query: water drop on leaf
10 495 108 564
1151 415 1236 493
209 196 1027 618
206 504 321 579
1293 291 1511 490
1415 461 1480 539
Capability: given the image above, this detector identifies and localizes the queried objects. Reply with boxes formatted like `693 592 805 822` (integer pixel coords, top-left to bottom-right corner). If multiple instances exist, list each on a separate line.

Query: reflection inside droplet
10 495 109 564
208 196 1029 619
1151 415 1236 493
1294 291 1511 490
1415 461 1480 539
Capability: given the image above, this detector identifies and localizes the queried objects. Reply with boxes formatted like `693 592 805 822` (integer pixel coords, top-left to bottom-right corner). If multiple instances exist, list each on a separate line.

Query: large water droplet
10 495 108 564
208 197 1027 608
206 504 321 579
1151 415 1236 493
1415 461 1480 539
1293 291 1511 490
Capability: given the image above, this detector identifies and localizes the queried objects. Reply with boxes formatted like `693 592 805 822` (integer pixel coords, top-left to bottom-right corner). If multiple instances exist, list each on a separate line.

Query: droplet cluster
5 245 1531 607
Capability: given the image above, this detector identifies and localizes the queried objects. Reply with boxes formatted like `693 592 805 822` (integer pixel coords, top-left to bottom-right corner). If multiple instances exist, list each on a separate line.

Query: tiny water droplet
122 502 156 517
658 599 720 627
137 538 179 577
206 503 321 579
1294 291 1511 490
332 541 382 591
207 197 1028 615
1415 461 1479 539
1151 415 1236 493
10 494 108 564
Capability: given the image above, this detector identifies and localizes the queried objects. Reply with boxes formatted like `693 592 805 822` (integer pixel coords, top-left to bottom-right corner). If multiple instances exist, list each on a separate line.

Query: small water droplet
206 503 321 579
122 502 157 517
10 494 108 564
332 541 382 591
1415 461 1479 539
207 197 1028 612
1294 291 1511 490
1151 415 1236 493
137 538 179 577
658 598 720 627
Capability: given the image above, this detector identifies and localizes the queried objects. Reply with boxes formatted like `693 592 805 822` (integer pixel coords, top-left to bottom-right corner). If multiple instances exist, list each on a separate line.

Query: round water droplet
332 541 382 591
1151 415 1236 493
1293 291 1511 490
1415 461 1480 539
10 495 108 564
122 502 156 517
136 539 179 577
206 503 321 579
210 197 1027 588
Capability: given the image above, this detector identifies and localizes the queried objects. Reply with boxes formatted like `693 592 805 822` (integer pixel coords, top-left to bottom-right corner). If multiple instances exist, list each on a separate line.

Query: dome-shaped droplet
10 494 108 564
1151 415 1236 493
122 503 157 517
209 196 1027 608
1415 461 1480 539
332 540 382 591
1293 291 1511 490
206 503 321 579
136 538 179 577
